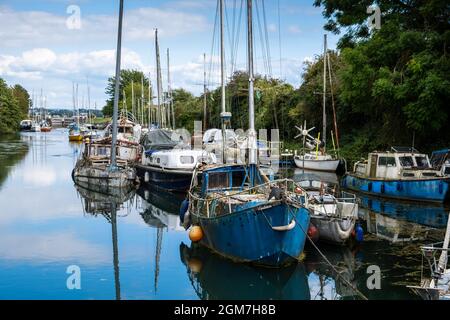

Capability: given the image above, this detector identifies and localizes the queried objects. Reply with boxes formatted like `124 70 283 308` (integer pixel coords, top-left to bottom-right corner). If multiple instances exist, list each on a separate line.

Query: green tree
103 70 150 116
0 78 24 133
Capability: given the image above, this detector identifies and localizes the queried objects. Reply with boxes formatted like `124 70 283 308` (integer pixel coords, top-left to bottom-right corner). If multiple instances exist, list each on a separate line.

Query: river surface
0 129 448 300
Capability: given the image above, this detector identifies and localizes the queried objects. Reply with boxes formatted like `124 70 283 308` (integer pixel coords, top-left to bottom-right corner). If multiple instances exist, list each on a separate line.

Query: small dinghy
302 183 358 245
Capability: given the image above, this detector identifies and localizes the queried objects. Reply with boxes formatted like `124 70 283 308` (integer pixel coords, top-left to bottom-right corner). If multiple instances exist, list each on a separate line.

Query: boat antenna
110 0 124 170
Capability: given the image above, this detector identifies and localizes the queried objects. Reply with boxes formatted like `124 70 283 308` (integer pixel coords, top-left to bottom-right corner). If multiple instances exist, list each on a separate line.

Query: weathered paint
191 202 310 267
342 174 450 203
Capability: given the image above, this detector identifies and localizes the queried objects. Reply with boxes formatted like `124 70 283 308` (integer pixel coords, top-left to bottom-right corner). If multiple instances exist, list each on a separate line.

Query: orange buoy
189 226 203 242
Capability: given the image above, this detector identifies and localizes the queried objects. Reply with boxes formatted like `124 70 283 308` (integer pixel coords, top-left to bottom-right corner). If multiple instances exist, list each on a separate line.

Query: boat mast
167 48 175 129
155 28 163 128
247 0 257 166
203 53 207 130
87 77 91 124
219 0 228 161
76 84 79 127
322 34 327 153
131 80 135 119
438 213 450 273
141 74 145 126
110 0 124 169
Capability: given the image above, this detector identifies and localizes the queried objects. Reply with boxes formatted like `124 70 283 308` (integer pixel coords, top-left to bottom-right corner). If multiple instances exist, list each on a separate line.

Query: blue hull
192 203 310 267
342 174 450 203
136 164 193 192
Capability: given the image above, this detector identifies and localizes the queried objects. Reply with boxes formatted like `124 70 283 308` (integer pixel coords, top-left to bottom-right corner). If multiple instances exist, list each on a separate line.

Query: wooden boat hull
72 166 136 190
294 157 340 172
135 164 193 192
191 202 310 267
342 173 450 203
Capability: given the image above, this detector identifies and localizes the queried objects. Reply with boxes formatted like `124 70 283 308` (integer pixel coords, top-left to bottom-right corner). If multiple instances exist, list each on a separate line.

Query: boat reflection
136 187 185 292
304 245 361 300
179 243 311 300
75 184 136 300
137 186 185 231
358 195 449 243
292 168 339 187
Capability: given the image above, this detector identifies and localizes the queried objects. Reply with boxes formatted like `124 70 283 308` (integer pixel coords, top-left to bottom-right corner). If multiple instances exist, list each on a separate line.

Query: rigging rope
286 204 369 300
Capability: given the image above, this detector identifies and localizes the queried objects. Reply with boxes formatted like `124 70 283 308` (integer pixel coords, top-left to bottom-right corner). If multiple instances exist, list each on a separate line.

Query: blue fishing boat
185 164 310 267
183 0 310 268
342 147 450 203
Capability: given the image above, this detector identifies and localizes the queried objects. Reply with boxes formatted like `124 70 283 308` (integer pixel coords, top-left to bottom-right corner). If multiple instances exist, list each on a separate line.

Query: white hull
294 157 340 172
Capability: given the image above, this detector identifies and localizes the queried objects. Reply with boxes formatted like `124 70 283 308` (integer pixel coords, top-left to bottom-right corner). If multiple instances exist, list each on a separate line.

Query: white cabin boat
294 152 340 172
343 147 450 202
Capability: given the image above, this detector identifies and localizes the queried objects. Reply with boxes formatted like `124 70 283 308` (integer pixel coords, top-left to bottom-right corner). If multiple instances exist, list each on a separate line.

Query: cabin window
415 156 430 168
232 171 246 188
399 156 414 167
180 156 194 164
422 172 437 177
402 172 415 177
208 172 230 190
157 158 161 164
445 167 450 175
378 157 396 167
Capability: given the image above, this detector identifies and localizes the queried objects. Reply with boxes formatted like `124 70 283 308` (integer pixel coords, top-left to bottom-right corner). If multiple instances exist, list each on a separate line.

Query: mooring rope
286 203 369 300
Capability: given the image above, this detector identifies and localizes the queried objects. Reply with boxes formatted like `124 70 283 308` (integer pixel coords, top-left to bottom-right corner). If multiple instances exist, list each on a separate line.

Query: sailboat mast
247 0 257 165
167 48 175 129
76 84 79 126
110 0 124 169
87 77 91 124
220 0 227 159
203 53 207 130
323 34 327 152
155 28 163 128
141 75 144 126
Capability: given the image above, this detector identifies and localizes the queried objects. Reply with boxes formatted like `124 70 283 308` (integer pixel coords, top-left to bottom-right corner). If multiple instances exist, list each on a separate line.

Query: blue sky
0 0 341 109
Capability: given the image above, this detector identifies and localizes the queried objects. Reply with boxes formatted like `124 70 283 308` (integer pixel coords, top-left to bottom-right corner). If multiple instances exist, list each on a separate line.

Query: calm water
0 129 448 300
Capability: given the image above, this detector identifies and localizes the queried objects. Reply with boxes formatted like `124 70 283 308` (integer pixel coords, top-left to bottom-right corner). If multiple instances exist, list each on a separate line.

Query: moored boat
342 147 450 203
136 129 216 192
186 164 311 267
72 138 139 190
19 120 33 131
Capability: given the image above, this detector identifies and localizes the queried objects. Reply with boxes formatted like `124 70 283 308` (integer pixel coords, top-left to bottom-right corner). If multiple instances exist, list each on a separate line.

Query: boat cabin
354 147 441 180
431 149 450 176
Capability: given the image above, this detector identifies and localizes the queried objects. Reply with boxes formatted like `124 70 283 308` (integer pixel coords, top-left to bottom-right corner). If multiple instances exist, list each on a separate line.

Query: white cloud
288 25 302 34
0 232 109 264
0 5 209 49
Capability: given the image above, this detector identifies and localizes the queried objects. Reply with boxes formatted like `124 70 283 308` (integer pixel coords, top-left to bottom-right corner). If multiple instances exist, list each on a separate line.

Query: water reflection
0 133 28 189
179 243 311 300
358 195 449 229
75 184 137 300
304 245 361 300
